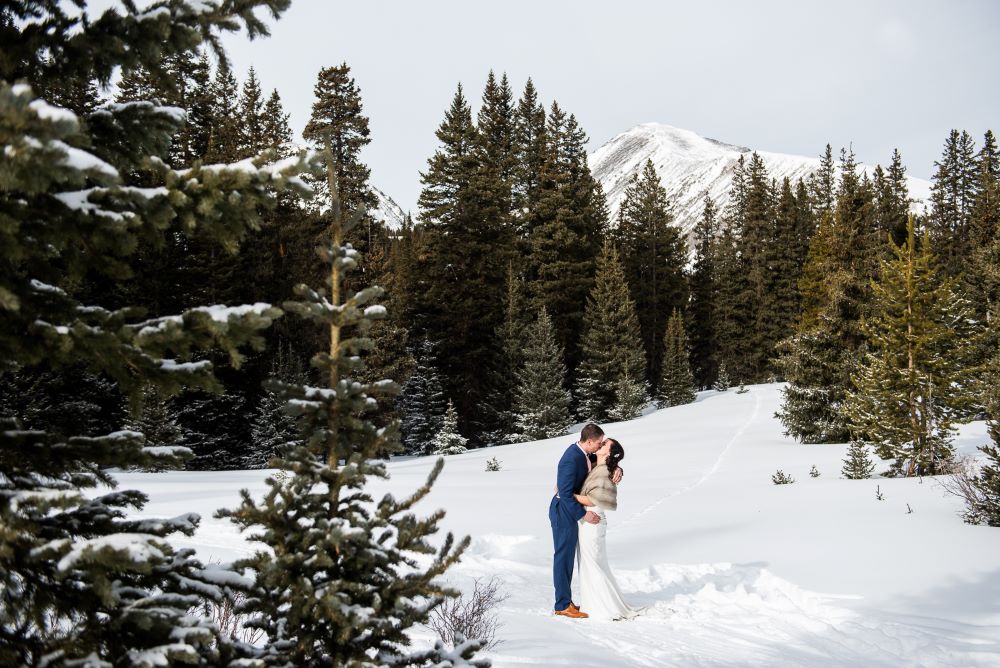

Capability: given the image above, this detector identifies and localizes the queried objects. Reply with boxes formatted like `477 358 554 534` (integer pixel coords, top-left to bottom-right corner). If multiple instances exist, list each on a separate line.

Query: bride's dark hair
605 439 625 478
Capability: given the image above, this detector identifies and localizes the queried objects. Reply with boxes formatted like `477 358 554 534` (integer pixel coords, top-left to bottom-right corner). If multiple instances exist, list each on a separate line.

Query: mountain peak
589 124 930 247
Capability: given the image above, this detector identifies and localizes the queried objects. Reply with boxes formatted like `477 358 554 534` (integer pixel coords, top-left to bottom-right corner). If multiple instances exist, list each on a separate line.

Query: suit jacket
551 443 592 524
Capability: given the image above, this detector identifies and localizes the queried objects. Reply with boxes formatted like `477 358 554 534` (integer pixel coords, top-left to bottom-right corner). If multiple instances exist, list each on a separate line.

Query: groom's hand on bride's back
612 467 624 484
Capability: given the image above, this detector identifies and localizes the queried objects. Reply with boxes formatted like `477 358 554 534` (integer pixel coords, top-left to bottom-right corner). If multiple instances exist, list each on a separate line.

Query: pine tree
929 129 979 277
969 131 1000 322
613 159 687 385
843 217 979 476
204 60 242 163
492 265 531 442
246 344 306 469
512 78 548 240
238 65 266 158
608 369 649 422
575 242 647 421
873 149 911 248
808 144 836 217
657 309 696 408
416 83 508 441
0 1 306 664
841 440 876 479
398 340 448 455
124 384 182 468
433 399 470 455
262 88 294 155
777 147 880 443
688 195 719 388
713 364 730 392
512 307 572 441
302 62 378 220
476 70 516 222
524 102 605 373
220 145 484 666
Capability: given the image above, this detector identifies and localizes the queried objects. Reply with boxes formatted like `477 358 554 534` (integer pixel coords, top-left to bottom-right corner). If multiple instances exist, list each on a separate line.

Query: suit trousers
549 495 578 611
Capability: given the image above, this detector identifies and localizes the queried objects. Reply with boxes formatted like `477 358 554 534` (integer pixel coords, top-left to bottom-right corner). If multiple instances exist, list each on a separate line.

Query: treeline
6 52 1000 486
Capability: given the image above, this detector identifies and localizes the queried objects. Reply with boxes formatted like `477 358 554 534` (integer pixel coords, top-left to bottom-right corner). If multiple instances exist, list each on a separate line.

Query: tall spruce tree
524 102 605 373
777 147 879 443
969 131 1000 325
613 159 687 386
688 195 720 388
929 129 979 277
511 78 548 242
657 309 696 408
204 60 242 163
220 145 484 667
416 83 508 441
512 307 572 441
301 61 380 262
0 1 308 663
843 218 978 476
575 242 648 421
238 65 266 158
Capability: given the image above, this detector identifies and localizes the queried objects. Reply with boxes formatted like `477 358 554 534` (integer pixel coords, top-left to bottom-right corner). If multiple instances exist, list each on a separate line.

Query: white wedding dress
576 506 638 620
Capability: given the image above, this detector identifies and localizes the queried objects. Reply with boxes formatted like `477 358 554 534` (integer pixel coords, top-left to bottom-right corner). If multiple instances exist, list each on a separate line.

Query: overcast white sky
220 0 999 214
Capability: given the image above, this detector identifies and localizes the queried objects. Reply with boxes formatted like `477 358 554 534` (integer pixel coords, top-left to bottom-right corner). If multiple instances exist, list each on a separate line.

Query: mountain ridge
588 123 932 243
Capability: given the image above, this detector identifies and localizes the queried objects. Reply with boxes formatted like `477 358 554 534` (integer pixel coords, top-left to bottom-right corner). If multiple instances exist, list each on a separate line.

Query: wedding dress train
576 507 637 620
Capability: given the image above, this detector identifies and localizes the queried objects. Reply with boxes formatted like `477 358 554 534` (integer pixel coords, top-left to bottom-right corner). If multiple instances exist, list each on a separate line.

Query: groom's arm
556 454 587 522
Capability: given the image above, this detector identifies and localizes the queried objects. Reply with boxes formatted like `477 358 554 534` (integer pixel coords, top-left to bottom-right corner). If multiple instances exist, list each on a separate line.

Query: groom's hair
580 423 604 442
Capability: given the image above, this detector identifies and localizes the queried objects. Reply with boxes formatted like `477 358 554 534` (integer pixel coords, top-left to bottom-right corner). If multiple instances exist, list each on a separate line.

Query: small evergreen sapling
842 441 876 479
656 308 696 408
809 465 820 478
713 364 731 392
772 470 795 485
485 456 502 472
434 400 470 455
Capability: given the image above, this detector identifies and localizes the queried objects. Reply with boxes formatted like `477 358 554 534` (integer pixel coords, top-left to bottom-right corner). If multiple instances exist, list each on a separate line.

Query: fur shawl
581 465 618 511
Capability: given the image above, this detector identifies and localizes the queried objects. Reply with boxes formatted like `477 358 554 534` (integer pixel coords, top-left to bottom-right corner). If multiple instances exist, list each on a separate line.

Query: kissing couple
549 422 638 621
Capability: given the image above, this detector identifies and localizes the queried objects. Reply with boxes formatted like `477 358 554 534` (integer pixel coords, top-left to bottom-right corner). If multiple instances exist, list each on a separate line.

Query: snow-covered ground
117 384 1000 667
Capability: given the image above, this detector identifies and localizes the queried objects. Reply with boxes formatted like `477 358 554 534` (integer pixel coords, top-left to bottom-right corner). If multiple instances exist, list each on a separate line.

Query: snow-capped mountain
370 185 407 230
588 123 932 242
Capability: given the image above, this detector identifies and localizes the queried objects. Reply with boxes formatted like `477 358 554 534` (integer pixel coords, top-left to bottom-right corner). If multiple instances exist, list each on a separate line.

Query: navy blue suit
549 443 592 611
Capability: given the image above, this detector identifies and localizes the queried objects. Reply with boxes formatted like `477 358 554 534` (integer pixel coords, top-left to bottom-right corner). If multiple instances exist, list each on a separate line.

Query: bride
573 438 638 621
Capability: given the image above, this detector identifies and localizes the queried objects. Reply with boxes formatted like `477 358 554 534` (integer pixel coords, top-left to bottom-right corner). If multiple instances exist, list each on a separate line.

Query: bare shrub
938 455 988 525
428 577 509 651
208 590 265 646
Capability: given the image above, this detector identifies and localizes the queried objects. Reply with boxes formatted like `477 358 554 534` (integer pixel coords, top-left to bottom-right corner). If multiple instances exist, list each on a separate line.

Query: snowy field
116 383 1000 667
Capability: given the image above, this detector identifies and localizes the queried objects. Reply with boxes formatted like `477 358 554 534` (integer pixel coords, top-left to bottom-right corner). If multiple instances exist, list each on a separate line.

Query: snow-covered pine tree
842 440 876 479
657 308 696 408
777 148 881 444
0 2 307 664
608 369 649 422
220 143 483 666
246 344 306 469
512 307 571 441
124 384 182 470
970 350 1000 525
843 217 979 476
713 363 731 392
399 339 448 455
574 241 647 421
433 399 470 455
490 265 530 443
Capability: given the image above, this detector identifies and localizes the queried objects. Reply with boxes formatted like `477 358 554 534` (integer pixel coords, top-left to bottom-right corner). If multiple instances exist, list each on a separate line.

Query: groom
549 423 612 619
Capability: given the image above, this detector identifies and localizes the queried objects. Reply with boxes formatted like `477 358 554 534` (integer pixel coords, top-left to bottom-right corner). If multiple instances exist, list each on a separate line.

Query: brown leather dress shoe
554 605 589 619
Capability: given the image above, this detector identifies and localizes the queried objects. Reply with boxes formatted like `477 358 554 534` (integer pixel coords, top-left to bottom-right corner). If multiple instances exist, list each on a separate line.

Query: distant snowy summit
588 123 932 243
371 185 407 230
